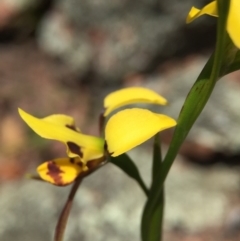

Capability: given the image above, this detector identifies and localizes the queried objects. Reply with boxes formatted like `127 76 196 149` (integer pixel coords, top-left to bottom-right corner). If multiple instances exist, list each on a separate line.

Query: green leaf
110 154 149 197
217 33 239 77
141 190 164 241
141 134 164 241
151 134 162 186
141 1 232 239
223 47 240 75
161 0 231 204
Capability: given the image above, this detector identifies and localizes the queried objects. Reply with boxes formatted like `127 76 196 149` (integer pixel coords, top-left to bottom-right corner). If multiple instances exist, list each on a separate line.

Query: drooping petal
227 0 240 48
18 109 105 162
105 108 177 156
37 157 83 186
104 87 167 116
66 141 105 164
186 1 218 24
43 114 80 132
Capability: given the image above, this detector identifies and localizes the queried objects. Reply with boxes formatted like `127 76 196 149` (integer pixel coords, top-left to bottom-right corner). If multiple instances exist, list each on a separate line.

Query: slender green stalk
141 1 231 240
141 134 164 241
160 0 230 193
159 188 164 241
151 134 162 185
151 134 164 241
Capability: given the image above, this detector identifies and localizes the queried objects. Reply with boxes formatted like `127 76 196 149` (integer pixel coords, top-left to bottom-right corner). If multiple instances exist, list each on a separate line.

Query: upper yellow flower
186 0 240 48
104 87 167 116
19 87 176 186
105 108 176 156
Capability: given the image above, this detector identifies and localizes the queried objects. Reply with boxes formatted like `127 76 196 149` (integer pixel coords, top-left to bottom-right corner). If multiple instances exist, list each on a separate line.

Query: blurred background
1 0 240 240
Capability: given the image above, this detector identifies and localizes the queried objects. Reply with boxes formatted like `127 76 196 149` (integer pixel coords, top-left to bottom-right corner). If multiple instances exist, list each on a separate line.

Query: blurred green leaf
151 134 162 186
223 46 240 75
141 1 231 240
141 134 164 241
142 193 164 241
110 154 149 196
162 0 231 204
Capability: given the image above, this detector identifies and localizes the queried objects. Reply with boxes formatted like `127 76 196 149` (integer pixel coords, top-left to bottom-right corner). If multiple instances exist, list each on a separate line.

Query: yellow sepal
105 108 176 156
104 87 167 116
37 157 83 186
227 0 240 48
186 0 240 49
186 1 217 24
18 108 104 164
43 114 80 132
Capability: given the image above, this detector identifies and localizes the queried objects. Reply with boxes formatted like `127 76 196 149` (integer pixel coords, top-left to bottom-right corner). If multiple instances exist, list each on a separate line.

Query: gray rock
37 0 214 82
130 149 240 231
0 163 144 241
1 148 240 240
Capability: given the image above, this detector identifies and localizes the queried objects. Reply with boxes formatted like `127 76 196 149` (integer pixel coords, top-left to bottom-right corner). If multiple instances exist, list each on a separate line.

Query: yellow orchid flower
19 87 176 186
105 108 176 156
19 108 105 185
36 158 84 186
104 87 167 116
36 157 104 186
18 109 104 163
186 0 240 48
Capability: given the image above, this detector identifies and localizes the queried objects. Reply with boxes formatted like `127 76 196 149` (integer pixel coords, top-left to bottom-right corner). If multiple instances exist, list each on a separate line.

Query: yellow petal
67 141 105 164
104 87 167 116
18 108 104 161
43 114 80 132
37 157 83 186
227 0 240 48
105 108 176 156
186 1 218 24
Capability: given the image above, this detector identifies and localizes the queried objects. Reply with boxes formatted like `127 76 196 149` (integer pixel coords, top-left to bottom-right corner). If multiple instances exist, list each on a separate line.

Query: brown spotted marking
70 157 84 170
77 162 84 168
69 158 75 164
67 142 83 158
47 161 65 186
66 124 78 132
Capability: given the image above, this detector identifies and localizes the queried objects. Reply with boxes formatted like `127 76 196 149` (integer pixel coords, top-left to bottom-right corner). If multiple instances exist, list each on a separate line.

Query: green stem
141 134 164 241
151 134 164 241
141 1 230 239
151 134 162 185
160 0 229 189
159 188 164 241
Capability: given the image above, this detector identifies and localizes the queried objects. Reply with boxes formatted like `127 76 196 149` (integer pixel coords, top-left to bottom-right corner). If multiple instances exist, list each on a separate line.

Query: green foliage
141 134 164 241
110 154 149 197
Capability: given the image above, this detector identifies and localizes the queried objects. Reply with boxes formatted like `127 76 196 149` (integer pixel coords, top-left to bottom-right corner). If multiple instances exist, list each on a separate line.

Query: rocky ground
1 0 240 240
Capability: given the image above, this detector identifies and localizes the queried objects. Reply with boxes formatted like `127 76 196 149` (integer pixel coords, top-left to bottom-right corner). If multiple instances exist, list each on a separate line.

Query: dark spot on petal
70 158 75 164
47 161 64 186
77 162 84 168
67 142 83 158
66 124 78 132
